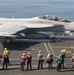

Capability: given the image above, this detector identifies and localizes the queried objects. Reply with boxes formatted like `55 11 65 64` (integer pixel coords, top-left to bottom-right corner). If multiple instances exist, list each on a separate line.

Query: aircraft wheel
51 37 58 42
5 38 12 43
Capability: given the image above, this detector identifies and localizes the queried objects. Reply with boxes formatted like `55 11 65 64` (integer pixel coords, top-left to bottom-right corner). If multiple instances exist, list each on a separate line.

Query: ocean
0 0 74 21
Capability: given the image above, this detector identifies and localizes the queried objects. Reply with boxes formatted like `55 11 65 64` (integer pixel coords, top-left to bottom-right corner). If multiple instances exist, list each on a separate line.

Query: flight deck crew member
27 52 32 70
56 55 62 72
37 51 44 69
61 51 66 68
2 55 9 70
20 53 26 71
60 49 71 68
3 48 11 66
0 54 2 63
47 52 53 69
71 53 74 70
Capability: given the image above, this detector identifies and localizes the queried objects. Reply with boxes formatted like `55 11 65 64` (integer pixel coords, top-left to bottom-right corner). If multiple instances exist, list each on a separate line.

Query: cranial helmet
39 51 42 53
23 53 25 56
73 53 74 56
28 52 31 55
4 48 7 50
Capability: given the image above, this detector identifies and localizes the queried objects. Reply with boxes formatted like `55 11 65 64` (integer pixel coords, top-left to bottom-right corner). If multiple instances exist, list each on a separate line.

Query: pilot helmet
45 15 49 18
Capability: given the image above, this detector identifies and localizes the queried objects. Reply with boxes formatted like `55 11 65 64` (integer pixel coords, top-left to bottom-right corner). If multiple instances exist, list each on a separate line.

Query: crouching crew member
27 52 32 70
20 53 26 71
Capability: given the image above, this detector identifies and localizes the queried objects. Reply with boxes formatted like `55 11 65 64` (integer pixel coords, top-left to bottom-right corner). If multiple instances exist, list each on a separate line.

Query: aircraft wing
0 20 64 38
0 22 27 37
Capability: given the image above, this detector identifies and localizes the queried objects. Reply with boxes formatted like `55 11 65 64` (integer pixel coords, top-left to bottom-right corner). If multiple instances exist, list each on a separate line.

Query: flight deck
0 41 74 75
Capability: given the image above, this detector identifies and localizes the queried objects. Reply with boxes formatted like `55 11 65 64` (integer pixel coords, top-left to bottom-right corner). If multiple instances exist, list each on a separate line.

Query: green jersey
57 57 62 64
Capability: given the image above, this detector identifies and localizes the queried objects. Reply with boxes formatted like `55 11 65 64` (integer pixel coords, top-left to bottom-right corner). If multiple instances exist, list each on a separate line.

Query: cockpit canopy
40 15 71 22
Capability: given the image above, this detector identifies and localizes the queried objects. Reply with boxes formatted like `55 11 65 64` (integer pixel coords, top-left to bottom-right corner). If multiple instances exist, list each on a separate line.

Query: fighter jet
0 15 74 42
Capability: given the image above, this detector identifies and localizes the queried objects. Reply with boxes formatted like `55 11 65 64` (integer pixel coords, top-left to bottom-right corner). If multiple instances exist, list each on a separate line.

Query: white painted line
44 42 49 53
48 42 56 57
1 57 47 61
0 64 57 68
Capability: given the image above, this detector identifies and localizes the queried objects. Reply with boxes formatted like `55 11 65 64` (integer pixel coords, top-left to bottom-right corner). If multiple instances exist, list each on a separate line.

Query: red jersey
71 56 74 62
27 55 32 61
20 55 26 62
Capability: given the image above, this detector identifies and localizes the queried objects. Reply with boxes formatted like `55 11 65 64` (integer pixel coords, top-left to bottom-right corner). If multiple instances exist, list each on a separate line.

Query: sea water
0 0 74 21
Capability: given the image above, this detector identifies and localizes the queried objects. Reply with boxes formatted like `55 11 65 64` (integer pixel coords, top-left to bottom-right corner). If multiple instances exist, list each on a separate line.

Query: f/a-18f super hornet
0 15 74 42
